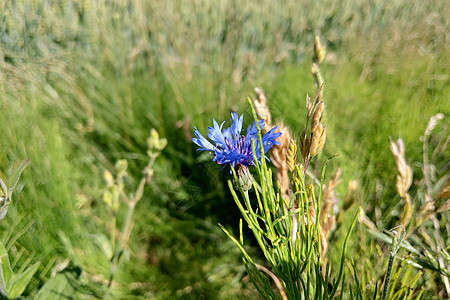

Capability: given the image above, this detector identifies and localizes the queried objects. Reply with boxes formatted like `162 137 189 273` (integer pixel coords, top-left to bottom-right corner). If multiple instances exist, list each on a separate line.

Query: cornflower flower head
192 112 282 171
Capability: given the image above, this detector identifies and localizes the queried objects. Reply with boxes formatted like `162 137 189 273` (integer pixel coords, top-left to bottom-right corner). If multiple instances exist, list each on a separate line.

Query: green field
0 0 448 299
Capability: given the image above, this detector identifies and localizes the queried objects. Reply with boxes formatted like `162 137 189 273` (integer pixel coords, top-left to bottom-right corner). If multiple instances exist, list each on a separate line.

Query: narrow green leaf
218 224 252 263
366 229 419 254
7 158 30 194
320 154 338 182
372 282 378 300
90 234 113 260
9 261 40 299
338 272 346 300
0 205 9 222
35 269 81 300
329 208 360 299
0 241 12 296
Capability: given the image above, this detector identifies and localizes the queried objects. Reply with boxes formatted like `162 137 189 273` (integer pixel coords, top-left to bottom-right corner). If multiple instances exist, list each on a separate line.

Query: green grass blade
9 261 40 299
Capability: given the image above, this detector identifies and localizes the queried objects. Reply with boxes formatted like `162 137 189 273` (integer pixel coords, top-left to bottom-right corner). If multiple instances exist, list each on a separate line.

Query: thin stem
111 215 116 257
422 133 432 200
104 152 160 298
119 200 137 251
381 253 395 300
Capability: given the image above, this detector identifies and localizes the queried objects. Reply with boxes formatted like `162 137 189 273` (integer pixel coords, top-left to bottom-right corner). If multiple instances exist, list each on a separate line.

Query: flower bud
147 129 168 152
235 164 253 191
115 159 128 175
103 170 114 187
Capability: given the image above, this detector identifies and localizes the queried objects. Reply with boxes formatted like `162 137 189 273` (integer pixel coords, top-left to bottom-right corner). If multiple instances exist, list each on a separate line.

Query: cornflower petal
192 127 215 151
246 119 265 140
231 112 244 137
222 127 233 141
262 126 282 152
207 119 226 146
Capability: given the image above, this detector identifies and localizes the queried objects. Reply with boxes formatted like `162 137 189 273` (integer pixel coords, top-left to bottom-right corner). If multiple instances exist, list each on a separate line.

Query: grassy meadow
0 0 448 298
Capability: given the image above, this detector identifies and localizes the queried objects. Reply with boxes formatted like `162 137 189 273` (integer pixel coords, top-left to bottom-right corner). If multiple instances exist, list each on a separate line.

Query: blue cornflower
192 112 282 169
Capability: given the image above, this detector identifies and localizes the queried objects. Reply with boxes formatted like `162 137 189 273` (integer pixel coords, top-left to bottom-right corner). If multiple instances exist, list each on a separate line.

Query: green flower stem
381 229 404 300
381 252 395 300
104 151 160 299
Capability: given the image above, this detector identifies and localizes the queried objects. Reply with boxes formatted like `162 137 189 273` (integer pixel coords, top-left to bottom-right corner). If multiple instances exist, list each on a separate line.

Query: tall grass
0 0 448 298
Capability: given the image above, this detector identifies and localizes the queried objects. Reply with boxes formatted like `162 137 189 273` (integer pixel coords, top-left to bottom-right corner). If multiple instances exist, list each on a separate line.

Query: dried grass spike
424 113 444 137
310 124 326 157
299 129 310 160
436 199 450 213
311 101 324 133
253 87 272 127
286 139 297 173
416 200 435 225
311 63 319 77
320 168 341 238
306 94 312 115
314 35 326 64
270 123 291 203
343 180 359 211
399 194 412 227
390 137 413 227
435 183 450 200
389 138 412 198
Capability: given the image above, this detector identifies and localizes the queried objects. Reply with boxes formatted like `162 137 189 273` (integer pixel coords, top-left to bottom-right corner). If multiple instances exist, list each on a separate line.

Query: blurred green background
0 0 448 298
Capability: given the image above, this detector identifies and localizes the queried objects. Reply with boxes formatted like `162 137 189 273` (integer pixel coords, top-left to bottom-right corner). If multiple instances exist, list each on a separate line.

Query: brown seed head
311 101 324 133
437 199 450 213
310 124 326 157
435 183 450 200
299 129 310 160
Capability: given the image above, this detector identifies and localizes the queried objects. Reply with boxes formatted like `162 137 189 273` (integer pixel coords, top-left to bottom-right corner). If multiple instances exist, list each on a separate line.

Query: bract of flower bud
235 163 253 191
